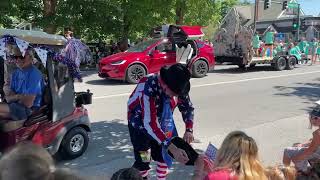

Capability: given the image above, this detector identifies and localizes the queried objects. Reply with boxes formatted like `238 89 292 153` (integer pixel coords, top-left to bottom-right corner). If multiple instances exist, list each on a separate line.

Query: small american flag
205 142 217 161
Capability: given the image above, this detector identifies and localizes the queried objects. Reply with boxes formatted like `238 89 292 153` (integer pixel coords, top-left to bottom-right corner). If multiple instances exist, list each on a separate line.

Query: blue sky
243 0 319 16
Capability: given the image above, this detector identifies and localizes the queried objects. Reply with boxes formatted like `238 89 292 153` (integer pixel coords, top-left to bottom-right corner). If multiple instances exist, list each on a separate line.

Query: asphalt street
59 64 320 179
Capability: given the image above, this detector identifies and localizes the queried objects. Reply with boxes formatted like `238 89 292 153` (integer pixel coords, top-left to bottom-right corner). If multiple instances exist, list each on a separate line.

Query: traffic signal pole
297 3 300 41
253 0 259 33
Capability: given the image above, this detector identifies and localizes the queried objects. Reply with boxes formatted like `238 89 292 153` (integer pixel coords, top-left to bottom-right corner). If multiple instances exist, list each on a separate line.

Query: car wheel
274 57 287 71
58 127 89 160
126 64 146 84
286 56 296 70
192 60 208 78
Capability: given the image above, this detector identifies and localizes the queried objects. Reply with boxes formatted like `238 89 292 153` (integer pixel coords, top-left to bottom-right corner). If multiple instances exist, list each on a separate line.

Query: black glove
168 137 199 166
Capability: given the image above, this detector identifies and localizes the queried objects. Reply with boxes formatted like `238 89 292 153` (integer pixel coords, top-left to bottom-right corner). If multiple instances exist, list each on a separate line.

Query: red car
98 25 215 83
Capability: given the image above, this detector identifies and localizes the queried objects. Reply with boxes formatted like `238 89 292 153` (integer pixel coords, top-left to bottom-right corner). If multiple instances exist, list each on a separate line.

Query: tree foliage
1 0 240 42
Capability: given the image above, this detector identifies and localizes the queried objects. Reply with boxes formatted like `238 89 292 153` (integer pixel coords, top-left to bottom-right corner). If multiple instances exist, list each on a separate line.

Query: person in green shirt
298 37 310 63
265 32 274 44
317 40 320 62
298 37 307 52
275 40 284 55
276 43 282 52
309 38 318 65
262 31 275 58
289 43 302 63
253 34 261 56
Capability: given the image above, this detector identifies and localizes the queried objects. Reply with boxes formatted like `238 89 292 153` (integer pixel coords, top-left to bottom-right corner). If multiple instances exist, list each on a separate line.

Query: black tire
274 57 287 71
126 64 146 84
286 56 296 70
192 60 208 78
238 64 246 70
58 127 89 160
249 63 256 68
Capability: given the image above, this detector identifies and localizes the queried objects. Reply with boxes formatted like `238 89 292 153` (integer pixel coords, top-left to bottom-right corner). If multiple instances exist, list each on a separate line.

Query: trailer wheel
286 56 296 70
274 57 286 71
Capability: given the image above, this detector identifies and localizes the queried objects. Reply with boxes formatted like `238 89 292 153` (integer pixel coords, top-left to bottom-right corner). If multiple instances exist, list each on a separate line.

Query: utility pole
253 0 260 34
297 3 300 41
253 0 259 34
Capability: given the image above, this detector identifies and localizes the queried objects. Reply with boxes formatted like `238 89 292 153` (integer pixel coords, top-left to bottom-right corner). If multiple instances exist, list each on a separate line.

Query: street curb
80 67 98 71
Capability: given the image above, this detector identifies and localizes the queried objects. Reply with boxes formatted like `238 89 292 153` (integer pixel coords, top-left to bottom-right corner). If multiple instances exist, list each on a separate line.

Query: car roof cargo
167 25 204 43
179 26 204 38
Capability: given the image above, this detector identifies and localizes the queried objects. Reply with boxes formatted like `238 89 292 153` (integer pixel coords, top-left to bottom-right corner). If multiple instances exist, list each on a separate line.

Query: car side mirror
150 50 160 56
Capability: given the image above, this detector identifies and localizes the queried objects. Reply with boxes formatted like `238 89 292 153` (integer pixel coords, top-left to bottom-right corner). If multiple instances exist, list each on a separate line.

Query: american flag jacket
127 74 194 145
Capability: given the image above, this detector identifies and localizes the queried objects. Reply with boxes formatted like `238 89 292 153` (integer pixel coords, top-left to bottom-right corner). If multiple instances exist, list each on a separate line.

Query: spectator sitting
193 131 267 180
110 40 116 54
0 57 4 102
0 49 44 121
265 165 296 180
2 48 18 102
289 43 302 64
111 168 143 180
283 100 320 173
65 30 73 40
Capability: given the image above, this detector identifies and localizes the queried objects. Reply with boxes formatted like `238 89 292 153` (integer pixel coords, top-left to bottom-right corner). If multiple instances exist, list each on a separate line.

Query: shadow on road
86 79 129 86
56 119 202 179
210 65 275 74
274 79 320 110
80 70 98 78
57 119 133 170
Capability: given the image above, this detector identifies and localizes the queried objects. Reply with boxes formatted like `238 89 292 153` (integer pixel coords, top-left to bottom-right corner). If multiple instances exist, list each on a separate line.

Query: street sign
288 2 298 9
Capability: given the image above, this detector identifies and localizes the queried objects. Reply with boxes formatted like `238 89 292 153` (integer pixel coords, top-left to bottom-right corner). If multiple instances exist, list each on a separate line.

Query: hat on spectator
160 63 191 96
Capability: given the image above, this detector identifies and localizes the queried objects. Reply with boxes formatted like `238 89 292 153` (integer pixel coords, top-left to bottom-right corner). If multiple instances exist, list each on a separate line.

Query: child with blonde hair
265 165 296 180
193 131 267 180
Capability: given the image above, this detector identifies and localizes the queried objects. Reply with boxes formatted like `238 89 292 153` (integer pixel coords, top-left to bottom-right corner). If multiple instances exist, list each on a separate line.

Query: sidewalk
80 64 98 71
71 114 311 180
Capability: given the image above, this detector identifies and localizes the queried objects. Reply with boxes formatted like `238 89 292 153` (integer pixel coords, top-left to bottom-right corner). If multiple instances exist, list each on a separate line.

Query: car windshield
127 39 159 52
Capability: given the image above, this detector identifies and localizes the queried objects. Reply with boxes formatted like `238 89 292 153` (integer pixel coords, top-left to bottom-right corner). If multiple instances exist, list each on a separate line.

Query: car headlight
110 60 126 65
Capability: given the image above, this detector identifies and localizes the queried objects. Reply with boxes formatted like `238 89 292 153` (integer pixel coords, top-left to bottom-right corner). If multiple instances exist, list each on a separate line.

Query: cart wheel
192 59 208 78
274 57 286 71
286 56 296 70
59 127 89 160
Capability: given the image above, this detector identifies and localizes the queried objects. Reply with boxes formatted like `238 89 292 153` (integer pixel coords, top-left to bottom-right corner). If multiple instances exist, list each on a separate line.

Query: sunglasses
10 55 24 59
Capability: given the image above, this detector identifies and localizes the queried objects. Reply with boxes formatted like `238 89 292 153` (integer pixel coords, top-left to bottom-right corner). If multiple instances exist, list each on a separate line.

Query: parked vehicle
0 29 92 160
98 25 215 84
213 8 297 71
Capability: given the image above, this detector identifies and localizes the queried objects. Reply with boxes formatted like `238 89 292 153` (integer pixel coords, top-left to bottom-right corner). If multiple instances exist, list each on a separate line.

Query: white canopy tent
0 29 67 46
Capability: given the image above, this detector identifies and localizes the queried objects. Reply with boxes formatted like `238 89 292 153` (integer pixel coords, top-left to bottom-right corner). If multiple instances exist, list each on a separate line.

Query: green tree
1 0 55 32
238 0 251 5
0 0 12 28
0 0 239 44
202 0 241 40
220 0 239 18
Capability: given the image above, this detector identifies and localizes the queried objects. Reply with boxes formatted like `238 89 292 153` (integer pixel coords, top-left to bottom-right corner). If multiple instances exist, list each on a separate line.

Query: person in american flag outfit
127 63 194 180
